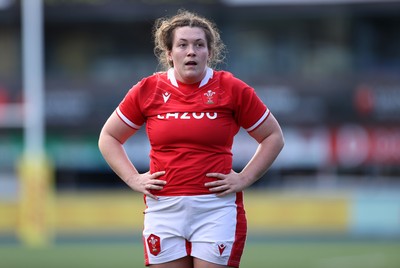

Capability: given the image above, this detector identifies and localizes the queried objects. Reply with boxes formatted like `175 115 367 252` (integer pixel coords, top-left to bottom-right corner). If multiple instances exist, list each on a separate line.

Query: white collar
167 67 213 88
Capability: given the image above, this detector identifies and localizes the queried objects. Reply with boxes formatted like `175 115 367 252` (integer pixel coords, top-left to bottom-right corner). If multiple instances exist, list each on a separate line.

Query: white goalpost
22 0 45 155
17 0 54 247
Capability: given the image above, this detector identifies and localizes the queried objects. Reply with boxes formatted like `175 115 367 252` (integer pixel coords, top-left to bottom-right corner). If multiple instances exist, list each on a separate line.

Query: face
168 26 210 84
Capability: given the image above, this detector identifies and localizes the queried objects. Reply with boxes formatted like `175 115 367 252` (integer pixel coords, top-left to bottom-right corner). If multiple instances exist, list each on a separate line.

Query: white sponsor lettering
166 112 179 119
193 112 204 119
157 112 217 120
181 112 190 119
207 112 217 119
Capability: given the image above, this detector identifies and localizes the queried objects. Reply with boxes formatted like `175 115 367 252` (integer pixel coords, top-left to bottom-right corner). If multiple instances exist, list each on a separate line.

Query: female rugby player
99 10 284 268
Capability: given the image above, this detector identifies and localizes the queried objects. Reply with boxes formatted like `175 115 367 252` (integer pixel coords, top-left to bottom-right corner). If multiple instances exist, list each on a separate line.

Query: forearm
98 134 139 183
239 132 284 187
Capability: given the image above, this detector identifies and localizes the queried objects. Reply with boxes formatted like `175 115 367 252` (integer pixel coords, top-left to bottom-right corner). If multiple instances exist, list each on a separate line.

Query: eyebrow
177 38 205 42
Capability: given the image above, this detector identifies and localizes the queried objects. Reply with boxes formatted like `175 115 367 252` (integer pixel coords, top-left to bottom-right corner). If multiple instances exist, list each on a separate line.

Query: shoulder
213 70 253 98
128 71 167 96
214 70 249 88
137 71 167 87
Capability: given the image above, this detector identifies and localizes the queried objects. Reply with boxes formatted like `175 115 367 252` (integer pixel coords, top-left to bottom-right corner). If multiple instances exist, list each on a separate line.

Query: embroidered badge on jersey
147 234 161 256
202 89 218 105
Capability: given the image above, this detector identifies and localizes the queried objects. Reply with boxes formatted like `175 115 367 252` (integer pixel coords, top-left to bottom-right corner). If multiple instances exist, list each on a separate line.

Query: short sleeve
116 82 146 129
235 85 270 132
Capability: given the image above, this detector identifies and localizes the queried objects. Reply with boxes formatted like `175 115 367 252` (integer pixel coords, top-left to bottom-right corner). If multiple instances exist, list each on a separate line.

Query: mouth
185 61 197 66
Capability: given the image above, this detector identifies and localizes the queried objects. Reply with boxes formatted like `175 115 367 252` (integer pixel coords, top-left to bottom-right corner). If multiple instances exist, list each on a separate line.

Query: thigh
189 193 247 268
143 196 189 265
149 256 193 268
193 258 234 268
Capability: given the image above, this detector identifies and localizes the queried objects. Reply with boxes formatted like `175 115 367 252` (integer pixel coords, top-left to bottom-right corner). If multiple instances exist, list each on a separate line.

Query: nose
187 44 196 56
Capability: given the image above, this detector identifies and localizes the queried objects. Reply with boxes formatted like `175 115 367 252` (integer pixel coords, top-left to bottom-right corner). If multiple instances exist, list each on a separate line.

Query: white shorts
142 192 247 267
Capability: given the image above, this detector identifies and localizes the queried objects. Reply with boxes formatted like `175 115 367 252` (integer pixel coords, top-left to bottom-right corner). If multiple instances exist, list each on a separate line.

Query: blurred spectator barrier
1 189 399 243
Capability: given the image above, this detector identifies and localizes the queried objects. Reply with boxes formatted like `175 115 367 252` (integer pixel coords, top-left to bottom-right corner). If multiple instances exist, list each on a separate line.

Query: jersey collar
167 67 213 88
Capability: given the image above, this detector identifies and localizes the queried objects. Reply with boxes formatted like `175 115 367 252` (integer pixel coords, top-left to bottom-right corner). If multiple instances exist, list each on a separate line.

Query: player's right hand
126 171 166 200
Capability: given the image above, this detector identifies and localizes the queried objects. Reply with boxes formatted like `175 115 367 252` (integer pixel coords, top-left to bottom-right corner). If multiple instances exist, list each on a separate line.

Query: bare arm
239 113 284 185
205 113 284 196
98 111 166 200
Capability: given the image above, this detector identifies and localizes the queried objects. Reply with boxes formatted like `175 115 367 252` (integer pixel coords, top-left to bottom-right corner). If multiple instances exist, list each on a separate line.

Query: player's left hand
205 170 249 197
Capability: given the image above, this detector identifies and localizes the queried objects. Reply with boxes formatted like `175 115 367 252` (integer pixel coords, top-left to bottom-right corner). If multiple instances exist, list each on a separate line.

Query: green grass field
1 240 399 268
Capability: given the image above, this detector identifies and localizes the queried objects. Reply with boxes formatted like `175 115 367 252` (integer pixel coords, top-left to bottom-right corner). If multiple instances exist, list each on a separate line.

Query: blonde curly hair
153 9 226 71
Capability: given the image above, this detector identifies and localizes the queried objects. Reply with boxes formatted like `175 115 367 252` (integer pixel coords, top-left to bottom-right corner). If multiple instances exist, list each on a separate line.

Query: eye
178 43 187 48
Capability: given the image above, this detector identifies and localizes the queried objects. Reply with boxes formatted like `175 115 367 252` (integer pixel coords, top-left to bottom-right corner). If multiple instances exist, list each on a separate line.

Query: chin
183 72 201 82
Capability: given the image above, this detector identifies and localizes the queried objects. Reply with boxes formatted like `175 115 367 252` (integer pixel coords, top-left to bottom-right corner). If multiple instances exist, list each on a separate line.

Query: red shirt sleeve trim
245 108 270 132
116 107 142 129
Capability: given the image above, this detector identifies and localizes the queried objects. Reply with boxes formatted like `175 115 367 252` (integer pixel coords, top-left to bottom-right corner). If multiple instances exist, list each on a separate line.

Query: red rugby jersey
117 68 269 196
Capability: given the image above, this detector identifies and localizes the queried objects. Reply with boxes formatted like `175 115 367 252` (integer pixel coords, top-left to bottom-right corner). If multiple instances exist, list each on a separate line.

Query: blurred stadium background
1 0 400 267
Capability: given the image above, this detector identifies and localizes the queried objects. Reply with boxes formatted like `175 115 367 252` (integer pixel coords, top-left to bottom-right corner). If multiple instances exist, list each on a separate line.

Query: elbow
98 131 106 155
279 132 285 150
271 129 284 154
98 127 111 155
276 132 285 154
279 136 285 153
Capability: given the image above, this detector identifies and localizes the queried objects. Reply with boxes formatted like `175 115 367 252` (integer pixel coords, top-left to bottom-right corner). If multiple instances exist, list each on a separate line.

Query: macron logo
218 243 226 255
163 92 171 103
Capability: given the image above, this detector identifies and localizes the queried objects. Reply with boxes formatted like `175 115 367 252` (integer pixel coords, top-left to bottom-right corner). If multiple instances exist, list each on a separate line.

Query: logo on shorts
217 242 226 255
147 234 161 256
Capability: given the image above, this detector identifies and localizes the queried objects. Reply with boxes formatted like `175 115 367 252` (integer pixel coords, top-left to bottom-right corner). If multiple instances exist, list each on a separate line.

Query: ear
207 52 213 64
167 51 174 67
